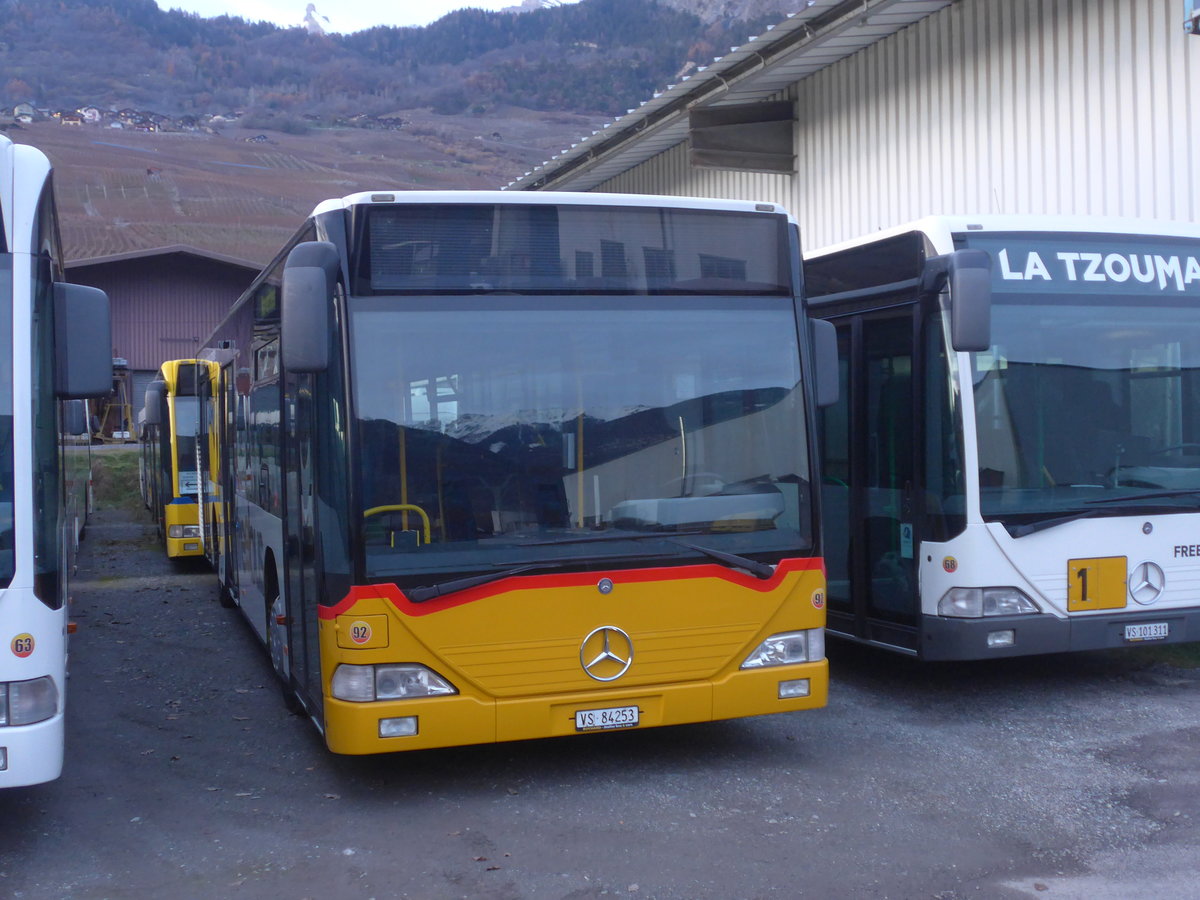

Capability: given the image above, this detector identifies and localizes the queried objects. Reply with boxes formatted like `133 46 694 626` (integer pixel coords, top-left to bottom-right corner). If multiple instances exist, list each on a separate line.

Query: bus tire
265 569 303 715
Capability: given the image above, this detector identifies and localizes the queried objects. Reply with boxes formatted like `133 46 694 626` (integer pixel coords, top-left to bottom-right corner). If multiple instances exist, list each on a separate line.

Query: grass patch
1111 641 1200 669
1137 642 1200 669
90 448 143 512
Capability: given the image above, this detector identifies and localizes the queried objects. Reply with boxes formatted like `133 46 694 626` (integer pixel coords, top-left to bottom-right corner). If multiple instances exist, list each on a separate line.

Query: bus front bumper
321 659 828 755
920 610 1200 660
0 714 64 788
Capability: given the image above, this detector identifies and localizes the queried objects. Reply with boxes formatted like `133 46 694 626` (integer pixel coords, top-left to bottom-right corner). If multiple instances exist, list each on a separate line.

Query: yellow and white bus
0 135 111 786
202 190 834 754
808 215 1200 659
142 358 219 559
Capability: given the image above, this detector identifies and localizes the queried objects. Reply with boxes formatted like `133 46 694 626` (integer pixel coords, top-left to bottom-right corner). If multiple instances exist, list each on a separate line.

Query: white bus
1 135 111 787
807 216 1200 659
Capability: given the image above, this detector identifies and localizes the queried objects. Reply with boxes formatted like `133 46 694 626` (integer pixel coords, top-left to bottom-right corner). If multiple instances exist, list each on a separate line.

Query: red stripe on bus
319 557 825 619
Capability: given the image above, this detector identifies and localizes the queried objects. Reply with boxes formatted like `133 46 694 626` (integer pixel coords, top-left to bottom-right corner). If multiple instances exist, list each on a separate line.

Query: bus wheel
267 591 303 715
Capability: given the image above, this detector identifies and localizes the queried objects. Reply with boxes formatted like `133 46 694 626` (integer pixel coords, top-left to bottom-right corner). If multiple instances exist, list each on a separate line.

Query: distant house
13 102 35 120
79 106 102 124
60 114 83 126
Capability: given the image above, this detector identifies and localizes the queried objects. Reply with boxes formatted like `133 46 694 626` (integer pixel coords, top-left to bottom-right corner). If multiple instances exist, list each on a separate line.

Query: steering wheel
364 503 432 546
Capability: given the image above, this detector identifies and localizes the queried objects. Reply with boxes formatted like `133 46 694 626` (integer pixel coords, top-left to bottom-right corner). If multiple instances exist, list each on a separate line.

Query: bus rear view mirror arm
282 240 340 373
921 249 992 352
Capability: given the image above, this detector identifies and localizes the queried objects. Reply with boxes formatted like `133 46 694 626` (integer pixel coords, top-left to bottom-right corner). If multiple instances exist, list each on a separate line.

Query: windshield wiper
1085 488 1200 505
1007 510 1106 538
404 537 776 601
518 529 707 547
523 532 775 578
404 548 676 603
1008 493 1200 538
406 564 551 604
669 539 775 580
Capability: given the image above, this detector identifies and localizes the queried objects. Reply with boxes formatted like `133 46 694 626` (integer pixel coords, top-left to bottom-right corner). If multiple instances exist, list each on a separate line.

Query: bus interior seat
1041 369 1124 485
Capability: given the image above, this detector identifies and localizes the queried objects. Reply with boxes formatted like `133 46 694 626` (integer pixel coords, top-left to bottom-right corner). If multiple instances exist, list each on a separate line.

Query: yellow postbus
142 359 219 559
201 191 835 754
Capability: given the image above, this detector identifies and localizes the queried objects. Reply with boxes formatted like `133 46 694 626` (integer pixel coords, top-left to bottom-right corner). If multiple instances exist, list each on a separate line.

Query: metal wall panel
70 254 253 371
598 0 1200 250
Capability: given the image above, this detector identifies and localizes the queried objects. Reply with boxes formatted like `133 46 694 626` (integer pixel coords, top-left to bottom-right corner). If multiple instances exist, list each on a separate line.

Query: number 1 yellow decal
1067 557 1128 611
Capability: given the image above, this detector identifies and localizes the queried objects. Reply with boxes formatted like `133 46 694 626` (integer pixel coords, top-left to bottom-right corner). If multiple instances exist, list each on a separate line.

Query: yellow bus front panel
318 559 828 755
163 501 202 558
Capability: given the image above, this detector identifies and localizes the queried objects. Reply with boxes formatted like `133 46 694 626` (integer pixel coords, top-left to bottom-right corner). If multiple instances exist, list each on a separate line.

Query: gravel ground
1 501 1198 899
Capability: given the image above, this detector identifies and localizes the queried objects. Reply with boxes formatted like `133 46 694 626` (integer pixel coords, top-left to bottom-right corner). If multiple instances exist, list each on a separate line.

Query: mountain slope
0 0 771 120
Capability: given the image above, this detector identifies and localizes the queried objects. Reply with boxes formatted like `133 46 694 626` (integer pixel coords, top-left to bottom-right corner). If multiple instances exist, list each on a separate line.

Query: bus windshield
0 254 12 586
173 396 200 495
351 298 811 578
352 203 791 296
967 233 1200 522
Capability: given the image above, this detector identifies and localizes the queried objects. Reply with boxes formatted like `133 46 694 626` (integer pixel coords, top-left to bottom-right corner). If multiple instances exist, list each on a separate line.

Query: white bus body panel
0 588 65 787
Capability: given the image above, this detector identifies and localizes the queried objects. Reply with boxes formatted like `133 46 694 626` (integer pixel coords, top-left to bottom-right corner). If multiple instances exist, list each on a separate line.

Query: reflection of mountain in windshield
359 387 798 546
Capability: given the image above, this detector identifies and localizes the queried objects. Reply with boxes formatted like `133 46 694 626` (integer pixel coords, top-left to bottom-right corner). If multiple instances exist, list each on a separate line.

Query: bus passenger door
283 372 321 710
821 309 920 651
218 364 239 602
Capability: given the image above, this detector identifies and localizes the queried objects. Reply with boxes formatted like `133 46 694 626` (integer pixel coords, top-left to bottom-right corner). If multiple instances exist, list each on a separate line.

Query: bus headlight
331 664 457 702
0 677 59 726
740 628 825 668
330 665 375 701
375 665 456 700
938 587 1039 618
168 525 201 539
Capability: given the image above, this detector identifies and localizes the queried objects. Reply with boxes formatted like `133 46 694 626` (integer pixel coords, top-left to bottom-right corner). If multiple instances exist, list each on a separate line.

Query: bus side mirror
922 249 992 352
282 241 339 373
143 385 163 427
63 399 88 436
53 283 112 399
811 318 839 408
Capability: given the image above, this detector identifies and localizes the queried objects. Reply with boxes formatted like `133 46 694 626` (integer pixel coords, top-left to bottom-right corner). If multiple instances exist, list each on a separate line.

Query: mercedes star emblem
580 626 633 682
1128 561 1166 606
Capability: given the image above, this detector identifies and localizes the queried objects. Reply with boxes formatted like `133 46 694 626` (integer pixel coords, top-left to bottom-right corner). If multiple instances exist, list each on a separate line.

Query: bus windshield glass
964 233 1200 523
351 297 811 579
0 254 12 586
173 396 200 496
352 203 791 296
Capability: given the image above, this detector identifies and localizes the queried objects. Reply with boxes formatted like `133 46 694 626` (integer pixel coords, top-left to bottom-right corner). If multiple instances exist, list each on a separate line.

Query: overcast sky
157 0 555 33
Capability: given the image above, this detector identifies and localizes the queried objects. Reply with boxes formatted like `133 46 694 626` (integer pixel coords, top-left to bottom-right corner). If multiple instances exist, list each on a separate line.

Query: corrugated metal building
509 0 1200 250
67 245 258 437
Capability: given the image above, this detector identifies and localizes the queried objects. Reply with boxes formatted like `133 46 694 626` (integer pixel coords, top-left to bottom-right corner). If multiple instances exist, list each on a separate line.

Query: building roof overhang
505 0 953 192
66 243 261 273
